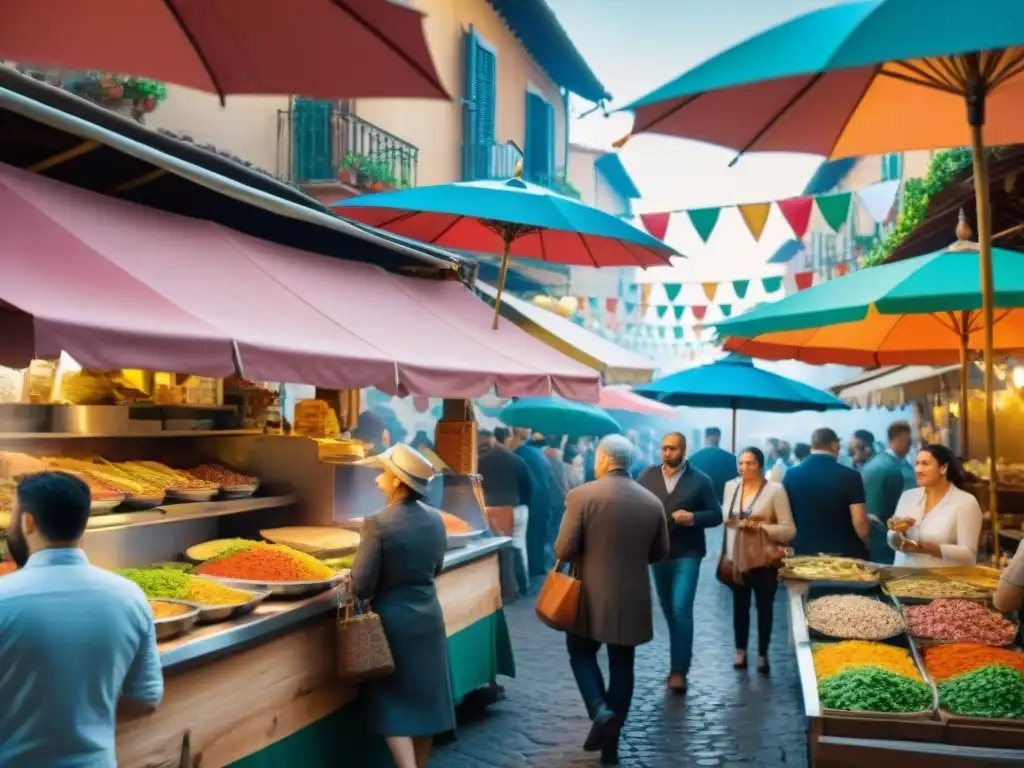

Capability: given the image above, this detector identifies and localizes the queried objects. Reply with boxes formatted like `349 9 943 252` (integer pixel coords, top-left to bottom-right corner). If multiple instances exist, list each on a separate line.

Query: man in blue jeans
637 432 722 694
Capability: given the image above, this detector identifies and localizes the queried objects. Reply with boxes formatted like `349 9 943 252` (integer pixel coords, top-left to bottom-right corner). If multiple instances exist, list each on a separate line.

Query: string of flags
637 178 900 243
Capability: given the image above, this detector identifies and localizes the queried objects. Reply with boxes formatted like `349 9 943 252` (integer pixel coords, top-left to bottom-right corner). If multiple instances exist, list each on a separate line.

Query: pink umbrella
0 0 449 102
599 386 677 416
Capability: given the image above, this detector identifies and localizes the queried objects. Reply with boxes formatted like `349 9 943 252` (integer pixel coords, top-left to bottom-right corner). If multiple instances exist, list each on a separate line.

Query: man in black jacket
636 432 722 694
477 430 532 595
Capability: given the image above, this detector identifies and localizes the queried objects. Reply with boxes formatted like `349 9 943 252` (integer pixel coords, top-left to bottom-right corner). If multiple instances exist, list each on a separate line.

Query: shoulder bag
718 481 786 585
535 560 581 632
335 591 395 682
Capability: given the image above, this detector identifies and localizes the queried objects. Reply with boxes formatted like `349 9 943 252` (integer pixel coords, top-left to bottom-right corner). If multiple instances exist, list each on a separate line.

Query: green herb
818 666 932 713
940 664 1024 719
119 568 191 599
322 554 356 570
150 561 193 573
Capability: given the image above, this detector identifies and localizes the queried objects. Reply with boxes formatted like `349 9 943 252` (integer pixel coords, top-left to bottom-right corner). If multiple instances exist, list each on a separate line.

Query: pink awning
599 386 677 415
0 164 599 399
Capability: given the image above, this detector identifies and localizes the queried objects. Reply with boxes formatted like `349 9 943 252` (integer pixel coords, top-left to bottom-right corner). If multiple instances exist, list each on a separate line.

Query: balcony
278 103 418 191
462 142 580 198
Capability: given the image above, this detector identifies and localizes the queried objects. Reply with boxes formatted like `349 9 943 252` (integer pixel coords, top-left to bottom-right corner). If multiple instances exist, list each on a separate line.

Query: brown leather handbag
535 560 581 632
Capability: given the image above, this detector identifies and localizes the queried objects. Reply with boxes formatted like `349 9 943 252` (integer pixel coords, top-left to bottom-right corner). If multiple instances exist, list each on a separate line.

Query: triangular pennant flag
732 279 750 299
606 298 619 313
626 283 638 294
640 284 653 316
656 305 668 319
639 212 671 241
719 304 733 317
777 197 814 238
690 305 707 322
663 283 683 303
624 302 636 316
762 276 783 293
673 306 685 321
588 296 600 311
856 180 900 224
674 327 684 340
816 191 853 232
658 327 667 339
701 282 718 302
794 271 815 291
738 203 772 241
686 207 721 243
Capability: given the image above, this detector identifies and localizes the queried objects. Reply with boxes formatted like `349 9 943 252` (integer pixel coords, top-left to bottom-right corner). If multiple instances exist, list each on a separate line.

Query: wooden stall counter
117 537 513 768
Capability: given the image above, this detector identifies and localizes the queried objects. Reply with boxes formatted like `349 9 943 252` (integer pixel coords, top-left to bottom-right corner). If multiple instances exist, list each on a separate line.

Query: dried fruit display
904 599 1017 646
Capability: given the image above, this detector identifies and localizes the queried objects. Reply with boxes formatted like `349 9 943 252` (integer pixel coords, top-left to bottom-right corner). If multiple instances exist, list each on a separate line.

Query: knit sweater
637 463 722 559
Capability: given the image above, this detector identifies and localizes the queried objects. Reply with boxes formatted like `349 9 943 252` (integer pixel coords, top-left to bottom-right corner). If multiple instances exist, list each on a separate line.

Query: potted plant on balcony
338 153 370 187
366 159 398 192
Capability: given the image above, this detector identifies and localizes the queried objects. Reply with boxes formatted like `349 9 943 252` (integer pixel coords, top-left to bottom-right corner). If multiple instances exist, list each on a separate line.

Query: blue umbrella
500 396 621 438
330 166 677 328
634 354 849 451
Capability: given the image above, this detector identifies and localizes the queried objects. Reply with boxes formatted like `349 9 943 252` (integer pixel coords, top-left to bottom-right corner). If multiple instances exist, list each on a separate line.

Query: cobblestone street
433 530 808 768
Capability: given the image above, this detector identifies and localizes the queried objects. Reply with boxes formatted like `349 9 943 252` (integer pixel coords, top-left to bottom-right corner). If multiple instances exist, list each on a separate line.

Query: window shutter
462 27 479 181
524 91 555 184
474 46 496 178
543 99 555 182
292 98 333 182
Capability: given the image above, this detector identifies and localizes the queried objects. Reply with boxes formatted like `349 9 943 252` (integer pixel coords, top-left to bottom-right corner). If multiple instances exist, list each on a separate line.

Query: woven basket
335 596 395 683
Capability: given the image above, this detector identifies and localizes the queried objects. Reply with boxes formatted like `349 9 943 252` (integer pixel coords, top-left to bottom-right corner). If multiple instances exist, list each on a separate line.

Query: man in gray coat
554 434 669 766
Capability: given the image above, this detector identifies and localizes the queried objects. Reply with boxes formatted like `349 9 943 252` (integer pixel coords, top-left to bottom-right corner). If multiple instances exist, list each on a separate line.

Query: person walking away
351 445 455 768
542 434 570 548
555 435 669 766
493 426 511 448
765 438 788 482
861 426 909 564
0 471 163 766
637 432 722 694
887 444 982 567
848 429 876 471
507 428 552 582
793 443 811 465
721 448 795 675
887 420 918 491
563 443 583 490
784 428 870 559
688 426 739 502
477 429 532 596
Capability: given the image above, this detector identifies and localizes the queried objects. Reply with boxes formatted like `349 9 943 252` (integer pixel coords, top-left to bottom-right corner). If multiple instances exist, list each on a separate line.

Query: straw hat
356 444 434 496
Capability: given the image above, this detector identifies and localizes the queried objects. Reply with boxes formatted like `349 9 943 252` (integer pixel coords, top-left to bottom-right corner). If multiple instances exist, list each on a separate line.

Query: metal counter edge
158 536 512 671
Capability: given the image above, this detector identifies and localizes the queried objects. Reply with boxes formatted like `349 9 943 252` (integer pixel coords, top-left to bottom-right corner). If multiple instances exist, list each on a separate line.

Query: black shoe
583 705 616 752
758 661 771 676
599 726 621 765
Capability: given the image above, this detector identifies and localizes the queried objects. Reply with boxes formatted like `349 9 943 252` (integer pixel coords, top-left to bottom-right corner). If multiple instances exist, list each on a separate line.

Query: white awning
834 365 960 408
476 282 656 386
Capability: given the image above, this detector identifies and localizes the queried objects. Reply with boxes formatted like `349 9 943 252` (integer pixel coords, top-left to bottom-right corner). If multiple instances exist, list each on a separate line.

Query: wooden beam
26 140 99 173
110 168 167 194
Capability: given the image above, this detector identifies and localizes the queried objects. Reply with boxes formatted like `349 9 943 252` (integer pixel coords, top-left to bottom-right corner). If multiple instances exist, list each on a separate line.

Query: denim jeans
651 556 702 675
566 633 636 722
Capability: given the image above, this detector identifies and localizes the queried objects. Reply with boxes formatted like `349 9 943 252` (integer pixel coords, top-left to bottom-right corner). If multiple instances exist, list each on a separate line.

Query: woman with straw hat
351 444 455 768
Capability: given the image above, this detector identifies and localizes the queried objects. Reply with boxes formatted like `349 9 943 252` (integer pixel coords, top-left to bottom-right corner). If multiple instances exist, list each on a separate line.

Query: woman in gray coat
351 444 455 768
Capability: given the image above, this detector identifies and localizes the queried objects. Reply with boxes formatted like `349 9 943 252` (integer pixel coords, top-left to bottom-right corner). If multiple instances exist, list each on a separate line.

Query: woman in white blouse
722 447 796 676
887 444 982 567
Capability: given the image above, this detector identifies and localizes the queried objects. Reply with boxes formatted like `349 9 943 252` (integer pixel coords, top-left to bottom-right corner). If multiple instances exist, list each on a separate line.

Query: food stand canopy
0 162 600 401
475 281 657 386
832 364 961 408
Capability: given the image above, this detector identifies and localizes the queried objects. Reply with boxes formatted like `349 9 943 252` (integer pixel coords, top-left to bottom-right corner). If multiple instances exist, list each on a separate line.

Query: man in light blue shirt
0 471 163 766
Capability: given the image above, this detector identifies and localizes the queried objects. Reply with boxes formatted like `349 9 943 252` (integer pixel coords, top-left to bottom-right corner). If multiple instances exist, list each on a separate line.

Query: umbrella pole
491 229 513 330
958 320 969 457
731 407 737 453
967 75 998 558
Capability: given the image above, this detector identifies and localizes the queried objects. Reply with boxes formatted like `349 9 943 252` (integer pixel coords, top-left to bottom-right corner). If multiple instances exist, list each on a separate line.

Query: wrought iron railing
278 104 418 188
462 142 580 198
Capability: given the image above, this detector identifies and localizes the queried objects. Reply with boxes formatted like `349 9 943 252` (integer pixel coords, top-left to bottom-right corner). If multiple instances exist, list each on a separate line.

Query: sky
546 0 849 281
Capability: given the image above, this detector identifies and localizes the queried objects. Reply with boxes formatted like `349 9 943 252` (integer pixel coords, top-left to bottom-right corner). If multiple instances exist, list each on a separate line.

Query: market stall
783 557 1024 766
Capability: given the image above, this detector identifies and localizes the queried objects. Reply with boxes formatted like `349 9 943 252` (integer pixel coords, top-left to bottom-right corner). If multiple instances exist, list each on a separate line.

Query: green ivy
863 147 1001 266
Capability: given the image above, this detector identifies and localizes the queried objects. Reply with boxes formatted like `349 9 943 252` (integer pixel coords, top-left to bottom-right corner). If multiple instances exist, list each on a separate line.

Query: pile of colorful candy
813 641 930 713
924 643 1024 719
903 599 1016 645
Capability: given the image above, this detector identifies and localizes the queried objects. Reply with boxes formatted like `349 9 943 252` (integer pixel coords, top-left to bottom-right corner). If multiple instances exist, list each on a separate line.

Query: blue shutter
292 98 333 182
524 91 555 184
543 99 555 183
463 26 495 180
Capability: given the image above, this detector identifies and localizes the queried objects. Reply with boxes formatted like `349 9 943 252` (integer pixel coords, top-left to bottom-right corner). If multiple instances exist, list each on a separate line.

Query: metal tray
151 599 200 641
90 496 124 513
166 487 219 502
123 493 165 509
806 594 907 642
219 482 259 499
900 603 1019 647
199 572 345 597
191 583 271 622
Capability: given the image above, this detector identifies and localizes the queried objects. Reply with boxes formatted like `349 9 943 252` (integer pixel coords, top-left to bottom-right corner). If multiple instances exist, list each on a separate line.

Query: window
881 152 903 181
291 98 334 182
462 27 497 181
524 89 554 184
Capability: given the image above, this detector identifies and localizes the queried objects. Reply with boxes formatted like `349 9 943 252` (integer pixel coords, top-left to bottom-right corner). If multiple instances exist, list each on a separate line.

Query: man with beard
0 471 163 766
637 432 722 695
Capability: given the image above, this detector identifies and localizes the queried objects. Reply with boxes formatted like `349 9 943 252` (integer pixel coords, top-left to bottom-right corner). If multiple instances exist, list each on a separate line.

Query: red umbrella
0 0 449 102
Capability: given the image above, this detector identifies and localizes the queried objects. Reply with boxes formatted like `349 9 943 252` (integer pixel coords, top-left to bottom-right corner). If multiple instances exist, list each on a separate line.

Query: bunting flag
719 304 732 317
673 306 685 321
625 301 636 315
699 282 717 302
732 279 750 299
761 276 783 293
588 296 600 311
640 284 653 316
663 283 683 303
639 179 899 243
816 191 853 232
738 202 771 241
691 305 707 321
777 197 814 238
605 298 619 313
639 212 671 241
687 208 721 243
674 327 684 340
656 305 668 319
794 271 815 291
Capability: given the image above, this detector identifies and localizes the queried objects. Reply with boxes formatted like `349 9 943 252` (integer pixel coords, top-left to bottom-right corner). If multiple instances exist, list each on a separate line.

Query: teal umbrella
615 0 1024 547
634 354 849 451
330 167 676 328
500 396 622 438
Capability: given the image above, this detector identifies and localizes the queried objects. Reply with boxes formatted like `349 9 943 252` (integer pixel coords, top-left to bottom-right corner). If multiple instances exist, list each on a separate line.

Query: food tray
152 599 200 641
446 530 484 550
90 496 124 512
938 709 1024 730
199 572 345 597
191 583 270 622
218 482 259 499
780 556 880 585
123 493 165 509
900 604 1019 647
806 595 906 642
166 487 219 502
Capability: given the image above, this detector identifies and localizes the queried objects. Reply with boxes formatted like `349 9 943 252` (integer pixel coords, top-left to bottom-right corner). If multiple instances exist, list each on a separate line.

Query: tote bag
535 560 581 632
335 593 395 682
